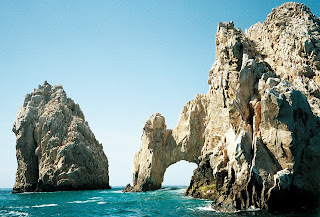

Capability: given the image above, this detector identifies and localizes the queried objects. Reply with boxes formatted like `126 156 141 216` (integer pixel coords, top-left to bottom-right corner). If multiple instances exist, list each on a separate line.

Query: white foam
97 202 106 204
158 188 169 191
8 211 29 216
110 190 123 193
197 205 260 213
174 189 185 193
32 204 58 208
21 191 55 194
99 190 122 194
8 206 30 209
68 200 98 204
247 205 261 212
89 197 102 199
196 205 217 212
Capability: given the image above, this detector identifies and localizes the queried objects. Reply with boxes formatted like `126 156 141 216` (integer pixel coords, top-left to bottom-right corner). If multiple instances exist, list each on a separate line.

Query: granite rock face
13 81 110 193
126 2 320 212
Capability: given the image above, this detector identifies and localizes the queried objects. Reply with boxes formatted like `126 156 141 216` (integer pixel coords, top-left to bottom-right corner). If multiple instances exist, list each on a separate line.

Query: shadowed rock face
13 81 110 193
126 2 320 212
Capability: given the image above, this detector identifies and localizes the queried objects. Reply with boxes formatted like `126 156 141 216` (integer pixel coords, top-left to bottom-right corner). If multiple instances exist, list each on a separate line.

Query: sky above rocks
1 0 320 188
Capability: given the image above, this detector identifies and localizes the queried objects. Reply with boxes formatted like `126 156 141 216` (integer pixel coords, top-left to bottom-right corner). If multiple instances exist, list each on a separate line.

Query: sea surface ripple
0 187 318 216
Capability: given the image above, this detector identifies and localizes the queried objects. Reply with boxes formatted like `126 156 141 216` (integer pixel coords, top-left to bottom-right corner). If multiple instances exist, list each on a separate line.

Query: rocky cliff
125 2 320 212
13 81 110 193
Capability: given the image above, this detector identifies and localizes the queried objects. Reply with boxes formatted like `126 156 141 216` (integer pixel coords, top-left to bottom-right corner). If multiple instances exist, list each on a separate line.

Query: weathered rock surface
13 81 110 193
124 95 211 192
126 2 320 212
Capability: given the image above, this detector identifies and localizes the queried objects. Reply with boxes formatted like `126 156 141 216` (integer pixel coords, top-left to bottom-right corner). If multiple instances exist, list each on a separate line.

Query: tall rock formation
13 81 110 193
125 2 320 212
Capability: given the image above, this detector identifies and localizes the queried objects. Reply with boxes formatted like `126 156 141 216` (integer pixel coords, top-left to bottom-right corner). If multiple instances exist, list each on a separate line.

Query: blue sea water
0 186 319 217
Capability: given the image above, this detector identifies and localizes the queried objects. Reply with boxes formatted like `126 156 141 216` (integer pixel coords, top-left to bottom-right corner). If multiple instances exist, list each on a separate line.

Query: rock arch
124 93 230 192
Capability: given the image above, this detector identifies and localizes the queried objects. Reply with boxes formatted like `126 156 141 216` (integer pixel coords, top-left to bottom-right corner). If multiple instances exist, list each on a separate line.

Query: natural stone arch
124 112 201 192
124 94 229 192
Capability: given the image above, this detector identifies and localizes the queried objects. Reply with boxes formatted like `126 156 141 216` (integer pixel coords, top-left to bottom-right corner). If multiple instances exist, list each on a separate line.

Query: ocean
0 186 319 217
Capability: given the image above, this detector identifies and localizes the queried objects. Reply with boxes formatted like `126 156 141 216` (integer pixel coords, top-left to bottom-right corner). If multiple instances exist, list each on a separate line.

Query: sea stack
125 2 320 212
13 81 110 193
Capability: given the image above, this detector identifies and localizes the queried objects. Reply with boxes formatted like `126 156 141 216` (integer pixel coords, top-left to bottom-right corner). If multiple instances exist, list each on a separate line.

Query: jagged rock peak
245 2 320 115
266 2 317 24
13 82 110 193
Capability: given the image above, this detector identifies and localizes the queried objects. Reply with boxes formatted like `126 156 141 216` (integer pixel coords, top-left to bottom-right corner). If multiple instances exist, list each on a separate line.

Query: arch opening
162 160 197 187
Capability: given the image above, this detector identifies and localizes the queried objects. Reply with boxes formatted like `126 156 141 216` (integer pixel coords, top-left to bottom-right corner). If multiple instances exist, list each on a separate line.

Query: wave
68 200 99 204
8 206 30 209
246 205 261 212
196 204 217 212
196 204 261 213
110 190 123 193
7 211 29 216
21 191 56 195
158 188 170 192
97 202 106 205
89 197 102 199
32 204 58 208
166 187 183 191
99 190 123 194
173 188 185 193
160 187 185 191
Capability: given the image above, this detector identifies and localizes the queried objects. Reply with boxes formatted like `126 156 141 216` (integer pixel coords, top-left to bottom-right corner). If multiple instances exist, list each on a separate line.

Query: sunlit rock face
126 2 320 212
13 82 110 193
123 94 212 192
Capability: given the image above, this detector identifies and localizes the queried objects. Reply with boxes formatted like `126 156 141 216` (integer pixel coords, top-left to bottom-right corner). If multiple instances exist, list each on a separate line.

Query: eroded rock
13 81 110 193
124 95 211 192
126 2 320 212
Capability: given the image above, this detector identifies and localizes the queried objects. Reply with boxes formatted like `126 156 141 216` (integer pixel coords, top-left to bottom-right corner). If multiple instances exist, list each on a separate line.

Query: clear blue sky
1 1 319 188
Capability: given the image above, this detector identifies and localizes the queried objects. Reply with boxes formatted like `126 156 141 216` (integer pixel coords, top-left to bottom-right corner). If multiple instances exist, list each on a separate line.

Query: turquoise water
0 186 319 216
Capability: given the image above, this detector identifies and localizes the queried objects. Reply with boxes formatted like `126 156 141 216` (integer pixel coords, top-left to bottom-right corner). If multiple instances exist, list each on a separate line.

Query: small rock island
125 2 320 212
13 81 110 193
